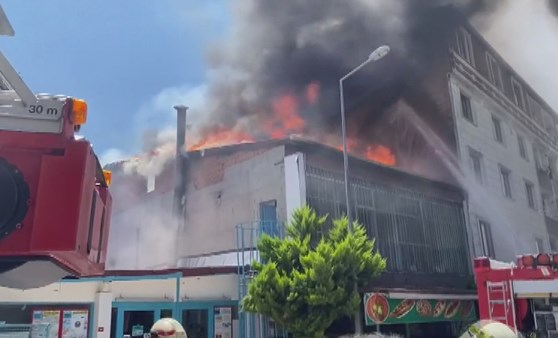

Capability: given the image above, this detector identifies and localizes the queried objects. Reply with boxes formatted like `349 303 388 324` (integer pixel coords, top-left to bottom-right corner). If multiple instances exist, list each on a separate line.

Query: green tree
242 205 386 338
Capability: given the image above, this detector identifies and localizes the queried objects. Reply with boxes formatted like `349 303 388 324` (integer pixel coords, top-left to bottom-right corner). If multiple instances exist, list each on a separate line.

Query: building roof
108 135 465 199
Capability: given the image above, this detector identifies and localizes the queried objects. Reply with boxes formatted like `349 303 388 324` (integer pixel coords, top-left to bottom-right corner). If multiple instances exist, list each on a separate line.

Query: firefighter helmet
461 320 522 338
149 318 187 338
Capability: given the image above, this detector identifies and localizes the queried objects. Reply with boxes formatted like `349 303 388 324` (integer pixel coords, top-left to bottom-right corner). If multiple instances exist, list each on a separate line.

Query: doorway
112 302 175 338
182 309 209 338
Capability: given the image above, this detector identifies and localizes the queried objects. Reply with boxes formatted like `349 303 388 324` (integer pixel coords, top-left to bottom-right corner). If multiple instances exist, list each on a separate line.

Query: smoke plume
476 0 558 110
117 0 507 177
194 0 495 137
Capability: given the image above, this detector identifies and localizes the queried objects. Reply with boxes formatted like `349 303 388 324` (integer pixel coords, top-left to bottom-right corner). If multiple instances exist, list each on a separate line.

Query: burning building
106 133 474 337
103 1 558 336
121 1 557 264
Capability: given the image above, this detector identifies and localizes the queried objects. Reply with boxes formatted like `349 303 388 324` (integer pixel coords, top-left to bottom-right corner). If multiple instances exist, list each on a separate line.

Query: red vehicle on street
474 254 558 337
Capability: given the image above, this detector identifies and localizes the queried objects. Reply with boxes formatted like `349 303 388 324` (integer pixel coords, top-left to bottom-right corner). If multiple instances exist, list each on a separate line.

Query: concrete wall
0 274 238 303
449 72 549 261
180 145 287 257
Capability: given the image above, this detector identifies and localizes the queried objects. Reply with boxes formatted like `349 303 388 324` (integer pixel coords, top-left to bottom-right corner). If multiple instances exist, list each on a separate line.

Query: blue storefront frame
59 273 238 338
113 300 238 338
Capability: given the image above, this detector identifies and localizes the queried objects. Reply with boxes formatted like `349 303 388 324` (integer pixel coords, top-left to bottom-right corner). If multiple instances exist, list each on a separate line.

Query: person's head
149 318 187 338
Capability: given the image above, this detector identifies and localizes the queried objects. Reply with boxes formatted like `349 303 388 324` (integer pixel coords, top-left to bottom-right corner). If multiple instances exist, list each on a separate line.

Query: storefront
363 292 478 338
0 269 240 338
110 300 237 338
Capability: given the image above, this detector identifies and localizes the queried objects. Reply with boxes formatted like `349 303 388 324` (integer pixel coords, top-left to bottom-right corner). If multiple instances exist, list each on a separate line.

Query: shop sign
363 293 477 326
214 307 232 338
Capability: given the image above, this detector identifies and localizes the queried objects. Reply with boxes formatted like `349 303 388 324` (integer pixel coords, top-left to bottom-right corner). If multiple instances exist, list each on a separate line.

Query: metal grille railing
236 221 290 338
0 323 51 338
305 165 470 275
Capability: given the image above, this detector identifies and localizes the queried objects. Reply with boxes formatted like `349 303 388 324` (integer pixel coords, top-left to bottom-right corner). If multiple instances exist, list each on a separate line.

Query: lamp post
339 45 390 334
340 45 390 230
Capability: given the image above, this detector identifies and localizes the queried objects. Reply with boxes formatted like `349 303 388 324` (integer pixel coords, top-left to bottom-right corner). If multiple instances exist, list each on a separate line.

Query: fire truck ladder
486 280 517 332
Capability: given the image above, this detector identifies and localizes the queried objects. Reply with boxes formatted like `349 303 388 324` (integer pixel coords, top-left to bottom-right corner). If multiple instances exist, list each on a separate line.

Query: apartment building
448 16 558 261
340 5 558 263
106 136 474 337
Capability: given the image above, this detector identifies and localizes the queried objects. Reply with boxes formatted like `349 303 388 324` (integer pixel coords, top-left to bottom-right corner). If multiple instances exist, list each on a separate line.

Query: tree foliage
242 205 387 338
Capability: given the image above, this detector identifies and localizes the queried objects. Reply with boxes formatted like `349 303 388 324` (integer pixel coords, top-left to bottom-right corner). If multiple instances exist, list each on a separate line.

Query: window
517 135 528 160
492 116 504 144
469 147 484 184
525 180 536 209
260 200 279 236
486 53 503 89
551 238 558 252
536 238 545 253
479 219 495 258
527 93 544 124
460 92 474 123
499 165 513 198
456 27 474 65
511 77 526 110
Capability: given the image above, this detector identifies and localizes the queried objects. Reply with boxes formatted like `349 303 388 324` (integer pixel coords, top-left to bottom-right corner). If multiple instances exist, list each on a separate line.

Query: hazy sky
1 0 229 160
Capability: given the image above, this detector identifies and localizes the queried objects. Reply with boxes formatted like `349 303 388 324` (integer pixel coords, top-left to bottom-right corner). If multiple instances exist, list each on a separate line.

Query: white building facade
449 24 558 262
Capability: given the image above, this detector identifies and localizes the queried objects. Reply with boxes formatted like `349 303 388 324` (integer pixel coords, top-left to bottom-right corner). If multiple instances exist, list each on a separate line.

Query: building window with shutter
492 115 504 144
478 219 495 258
460 92 474 124
499 165 513 198
486 52 503 89
511 77 526 110
517 135 528 161
456 28 474 65
536 238 545 253
469 147 484 184
525 180 536 209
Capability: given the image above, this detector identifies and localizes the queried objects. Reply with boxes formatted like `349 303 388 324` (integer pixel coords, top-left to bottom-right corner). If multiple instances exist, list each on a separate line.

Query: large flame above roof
187 81 396 167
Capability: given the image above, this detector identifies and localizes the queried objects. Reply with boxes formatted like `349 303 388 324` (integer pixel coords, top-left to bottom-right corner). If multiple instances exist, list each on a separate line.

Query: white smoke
106 180 179 270
472 0 558 111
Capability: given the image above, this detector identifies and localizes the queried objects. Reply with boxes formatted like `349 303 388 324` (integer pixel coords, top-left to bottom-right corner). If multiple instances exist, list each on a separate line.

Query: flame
365 145 396 166
305 81 320 104
189 128 255 151
264 94 305 139
186 81 396 167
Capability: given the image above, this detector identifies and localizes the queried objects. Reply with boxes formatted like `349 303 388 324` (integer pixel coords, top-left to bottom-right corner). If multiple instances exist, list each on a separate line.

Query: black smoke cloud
549 0 558 17
193 0 502 140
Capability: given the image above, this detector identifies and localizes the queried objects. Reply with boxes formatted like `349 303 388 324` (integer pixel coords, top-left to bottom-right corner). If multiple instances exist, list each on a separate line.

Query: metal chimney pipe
173 105 188 218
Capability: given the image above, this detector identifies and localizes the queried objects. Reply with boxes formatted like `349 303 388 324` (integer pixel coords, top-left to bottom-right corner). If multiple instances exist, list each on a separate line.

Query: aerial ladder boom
0 5 113 289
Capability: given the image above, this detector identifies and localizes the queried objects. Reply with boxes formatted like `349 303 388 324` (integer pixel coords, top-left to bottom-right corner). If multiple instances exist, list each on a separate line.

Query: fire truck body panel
0 121 112 280
473 256 558 335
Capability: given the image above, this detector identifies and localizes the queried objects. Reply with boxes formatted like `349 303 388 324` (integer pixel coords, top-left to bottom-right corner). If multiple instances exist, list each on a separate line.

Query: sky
0 0 229 163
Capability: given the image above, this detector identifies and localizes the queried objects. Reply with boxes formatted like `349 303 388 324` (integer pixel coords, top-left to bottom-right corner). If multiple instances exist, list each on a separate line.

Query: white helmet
460 320 522 338
149 318 188 338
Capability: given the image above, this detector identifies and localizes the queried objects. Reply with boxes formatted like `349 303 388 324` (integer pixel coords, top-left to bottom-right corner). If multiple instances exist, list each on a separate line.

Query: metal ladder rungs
490 300 506 305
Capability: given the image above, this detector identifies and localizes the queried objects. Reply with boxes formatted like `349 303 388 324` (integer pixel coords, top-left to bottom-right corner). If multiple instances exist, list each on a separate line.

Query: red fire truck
474 255 558 337
0 6 112 289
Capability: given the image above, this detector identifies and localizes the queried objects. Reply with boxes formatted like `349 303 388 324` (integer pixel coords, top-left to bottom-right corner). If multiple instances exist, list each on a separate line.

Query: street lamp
339 45 390 231
339 45 390 335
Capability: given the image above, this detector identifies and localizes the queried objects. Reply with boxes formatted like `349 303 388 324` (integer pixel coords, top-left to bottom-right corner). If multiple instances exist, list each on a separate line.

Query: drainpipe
173 105 188 218
173 105 188 266
174 272 182 317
